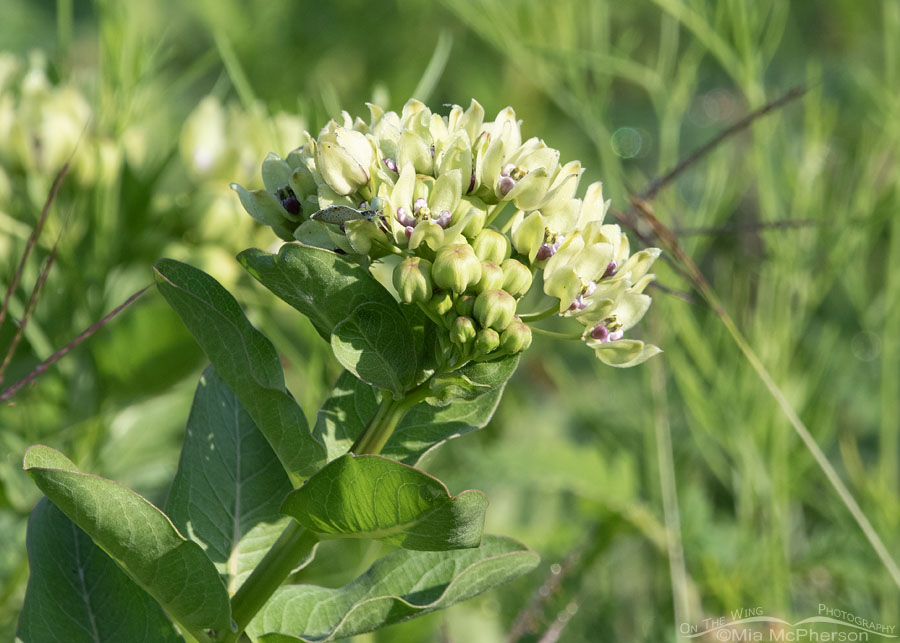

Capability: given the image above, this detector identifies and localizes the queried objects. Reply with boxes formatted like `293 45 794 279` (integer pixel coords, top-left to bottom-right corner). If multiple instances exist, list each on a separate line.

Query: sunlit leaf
281 454 487 550
154 258 326 479
17 499 182 643
166 367 308 596
330 302 417 396
23 446 231 641
247 535 539 642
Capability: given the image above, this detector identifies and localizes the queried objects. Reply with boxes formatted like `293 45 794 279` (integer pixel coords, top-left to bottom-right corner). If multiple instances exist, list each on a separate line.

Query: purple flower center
384 157 398 173
498 175 516 196
568 295 587 311
590 323 624 343
396 206 417 227
413 197 428 213
535 240 560 261
436 210 452 228
276 186 301 215
602 261 618 278
280 196 301 215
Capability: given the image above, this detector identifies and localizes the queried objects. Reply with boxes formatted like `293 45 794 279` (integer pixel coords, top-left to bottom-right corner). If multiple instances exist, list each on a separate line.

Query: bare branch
640 84 807 201
0 162 69 335
1 286 150 402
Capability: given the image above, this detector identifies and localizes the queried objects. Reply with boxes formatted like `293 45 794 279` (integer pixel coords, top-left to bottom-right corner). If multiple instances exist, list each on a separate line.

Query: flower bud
432 243 483 294
316 126 373 196
473 328 500 358
500 259 533 297
428 291 454 317
456 294 476 317
450 316 477 346
471 228 511 264
499 318 532 354
474 289 517 331
393 257 433 304
475 261 505 293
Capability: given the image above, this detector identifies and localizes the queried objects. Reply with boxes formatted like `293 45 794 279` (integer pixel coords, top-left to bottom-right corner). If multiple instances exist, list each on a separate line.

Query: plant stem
225 382 430 641
350 383 431 455
528 325 583 340
518 302 560 322
225 522 318 642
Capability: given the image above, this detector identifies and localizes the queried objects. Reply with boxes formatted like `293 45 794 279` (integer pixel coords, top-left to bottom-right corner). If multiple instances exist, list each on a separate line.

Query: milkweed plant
19 99 660 642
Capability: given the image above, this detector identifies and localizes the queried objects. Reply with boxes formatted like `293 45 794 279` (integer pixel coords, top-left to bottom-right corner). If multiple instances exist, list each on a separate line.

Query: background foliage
1 0 899 641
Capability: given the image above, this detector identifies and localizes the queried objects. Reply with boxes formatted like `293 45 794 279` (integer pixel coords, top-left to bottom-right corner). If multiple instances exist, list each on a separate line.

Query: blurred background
1 1 899 641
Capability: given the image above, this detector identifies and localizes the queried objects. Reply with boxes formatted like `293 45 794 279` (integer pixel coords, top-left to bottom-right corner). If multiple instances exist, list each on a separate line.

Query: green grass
1 1 899 641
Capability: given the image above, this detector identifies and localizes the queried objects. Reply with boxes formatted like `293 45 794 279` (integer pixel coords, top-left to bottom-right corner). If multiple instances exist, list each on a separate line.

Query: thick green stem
225 522 318 642
350 383 430 455
224 382 430 641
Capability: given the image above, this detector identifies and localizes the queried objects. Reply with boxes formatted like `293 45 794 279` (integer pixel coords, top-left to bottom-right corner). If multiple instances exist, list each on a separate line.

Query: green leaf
165 367 299 596
237 244 398 341
17 499 182 643
427 353 520 405
330 302 417 395
314 371 503 464
23 446 231 641
153 258 326 479
281 454 487 550
247 535 539 642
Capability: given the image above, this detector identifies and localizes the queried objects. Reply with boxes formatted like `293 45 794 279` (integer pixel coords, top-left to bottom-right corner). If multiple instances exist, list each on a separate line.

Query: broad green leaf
458 353 520 388
330 302 417 395
281 454 487 550
165 367 300 595
23 446 231 642
247 535 539 642
153 258 325 479
314 371 503 464
237 244 398 340
427 353 520 405
17 499 182 643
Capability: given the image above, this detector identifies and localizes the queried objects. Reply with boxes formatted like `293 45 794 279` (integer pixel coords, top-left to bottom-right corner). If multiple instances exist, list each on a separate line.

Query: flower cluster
233 99 661 367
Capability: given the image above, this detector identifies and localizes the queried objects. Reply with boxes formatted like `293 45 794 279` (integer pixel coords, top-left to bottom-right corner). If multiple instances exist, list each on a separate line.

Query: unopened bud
316 127 372 196
473 328 500 358
432 243 483 293
500 259 533 297
499 318 532 354
450 316 477 345
429 291 454 317
471 228 511 264
475 261 505 293
456 294 476 317
393 257 433 304
461 207 486 238
474 289 517 331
